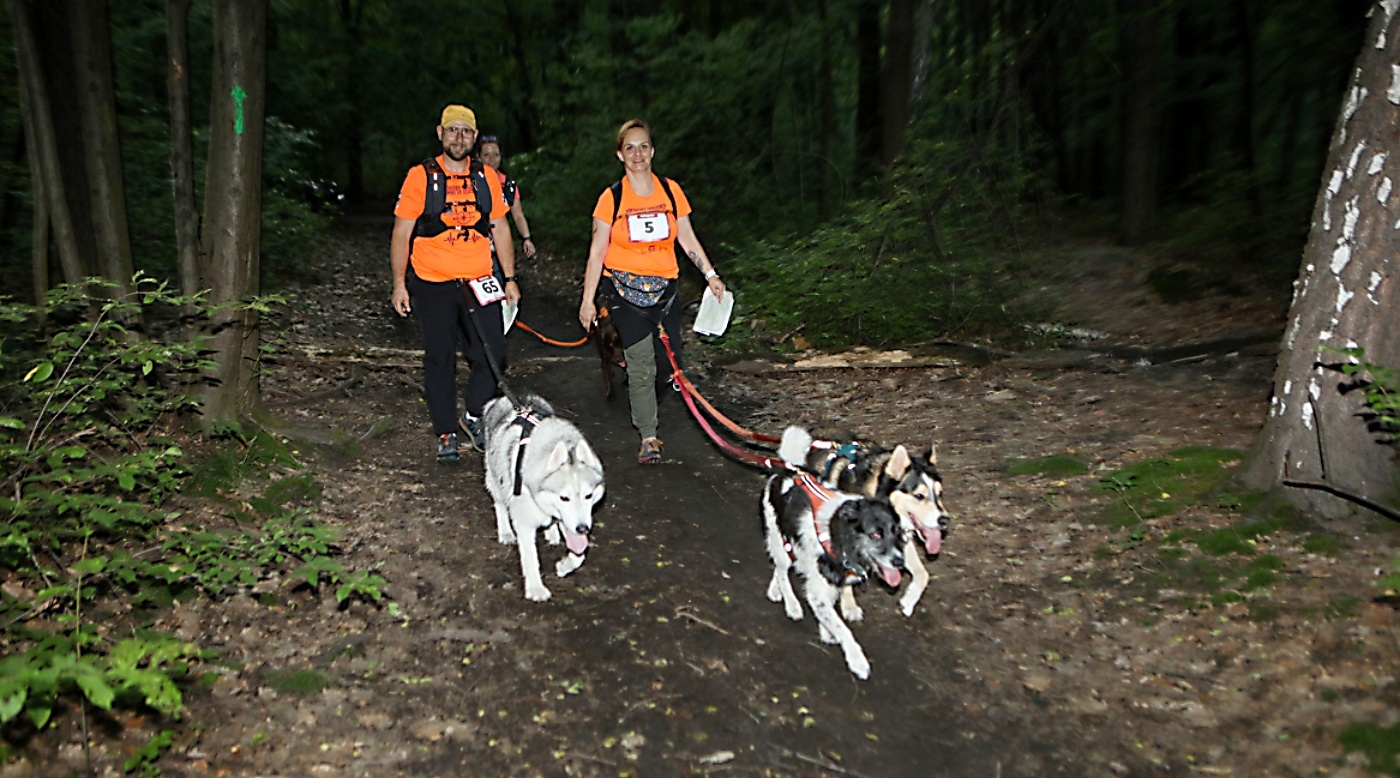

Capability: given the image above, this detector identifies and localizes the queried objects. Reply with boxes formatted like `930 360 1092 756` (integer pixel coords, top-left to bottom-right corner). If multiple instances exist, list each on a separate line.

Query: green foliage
1096 446 1244 527
0 633 199 728
1329 347 1400 442
125 729 174 777
0 280 388 760
263 668 330 696
1007 454 1092 477
1339 721 1400 776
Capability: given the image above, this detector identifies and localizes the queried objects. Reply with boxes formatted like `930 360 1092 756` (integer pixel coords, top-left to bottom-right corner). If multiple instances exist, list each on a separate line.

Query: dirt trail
28 217 1394 778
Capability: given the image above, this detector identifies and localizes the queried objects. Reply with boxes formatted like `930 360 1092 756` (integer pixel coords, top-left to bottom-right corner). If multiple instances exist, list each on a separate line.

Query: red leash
658 329 787 471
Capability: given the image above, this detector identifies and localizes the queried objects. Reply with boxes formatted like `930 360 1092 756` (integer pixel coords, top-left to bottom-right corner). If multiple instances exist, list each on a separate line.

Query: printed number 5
644 221 654 234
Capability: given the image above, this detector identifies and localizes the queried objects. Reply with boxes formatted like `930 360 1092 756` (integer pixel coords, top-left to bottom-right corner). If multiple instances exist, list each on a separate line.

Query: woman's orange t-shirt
591 174 692 279
394 155 507 282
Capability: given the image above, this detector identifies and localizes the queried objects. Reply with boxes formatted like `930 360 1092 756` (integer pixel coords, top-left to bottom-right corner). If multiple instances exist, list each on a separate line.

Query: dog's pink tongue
880 565 902 587
564 529 589 555
922 529 943 556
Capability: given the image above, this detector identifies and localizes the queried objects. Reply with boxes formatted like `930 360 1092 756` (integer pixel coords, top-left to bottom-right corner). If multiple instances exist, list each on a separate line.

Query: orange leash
515 321 589 347
514 308 610 349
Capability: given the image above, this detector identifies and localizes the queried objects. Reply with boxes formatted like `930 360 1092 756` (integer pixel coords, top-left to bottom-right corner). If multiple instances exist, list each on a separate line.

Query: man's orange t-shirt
395 155 508 282
591 174 692 279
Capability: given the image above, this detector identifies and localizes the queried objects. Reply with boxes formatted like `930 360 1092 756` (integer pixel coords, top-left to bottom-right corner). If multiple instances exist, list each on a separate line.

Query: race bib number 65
467 275 506 306
627 212 670 243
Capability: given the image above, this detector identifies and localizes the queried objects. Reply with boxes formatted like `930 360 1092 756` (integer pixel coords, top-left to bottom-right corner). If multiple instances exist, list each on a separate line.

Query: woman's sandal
637 437 663 464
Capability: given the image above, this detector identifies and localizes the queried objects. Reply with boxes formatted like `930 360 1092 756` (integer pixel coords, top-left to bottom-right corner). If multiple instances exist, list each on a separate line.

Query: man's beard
444 144 470 161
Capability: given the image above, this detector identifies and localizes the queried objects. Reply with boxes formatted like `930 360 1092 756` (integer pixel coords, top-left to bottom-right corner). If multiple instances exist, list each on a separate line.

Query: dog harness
508 409 546 496
788 472 865 585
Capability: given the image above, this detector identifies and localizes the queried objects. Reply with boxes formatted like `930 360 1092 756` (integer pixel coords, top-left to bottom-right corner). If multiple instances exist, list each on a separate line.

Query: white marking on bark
1345 340 1360 355
1331 245 1351 274
1309 379 1322 401
1381 177 1394 203
1283 380 1293 396
1343 85 1367 128
1391 65 1400 103
1336 285 1355 313
1271 395 1282 417
1320 330 1333 342
1301 400 1315 430
1370 271 1384 291
1287 316 1302 350
1370 152 1390 174
1343 197 1361 240
1347 142 1368 179
1328 169 1345 197
1381 0 1400 48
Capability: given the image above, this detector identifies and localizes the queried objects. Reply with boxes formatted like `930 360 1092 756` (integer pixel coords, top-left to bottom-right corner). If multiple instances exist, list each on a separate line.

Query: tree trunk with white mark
1240 0 1400 520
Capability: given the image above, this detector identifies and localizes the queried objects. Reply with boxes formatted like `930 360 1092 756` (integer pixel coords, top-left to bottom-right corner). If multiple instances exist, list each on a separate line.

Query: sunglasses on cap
479 135 499 145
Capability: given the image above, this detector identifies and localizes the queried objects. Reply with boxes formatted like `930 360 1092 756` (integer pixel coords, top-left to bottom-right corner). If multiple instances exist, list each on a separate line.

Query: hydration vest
414 156 494 241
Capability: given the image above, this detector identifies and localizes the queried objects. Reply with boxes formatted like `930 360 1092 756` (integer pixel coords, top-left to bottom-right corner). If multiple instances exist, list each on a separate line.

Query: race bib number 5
627 212 670 243
467 275 506 306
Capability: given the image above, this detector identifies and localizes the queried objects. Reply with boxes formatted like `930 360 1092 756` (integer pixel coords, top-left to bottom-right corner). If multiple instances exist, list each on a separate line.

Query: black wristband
504 276 518 283
521 236 532 242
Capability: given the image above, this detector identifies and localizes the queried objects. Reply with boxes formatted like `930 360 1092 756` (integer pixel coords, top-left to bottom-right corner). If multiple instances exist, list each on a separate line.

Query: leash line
658 328 787 471
458 282 524 409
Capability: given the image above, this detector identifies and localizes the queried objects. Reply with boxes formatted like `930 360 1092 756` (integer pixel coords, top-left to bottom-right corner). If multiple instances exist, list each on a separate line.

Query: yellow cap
439 105 477 130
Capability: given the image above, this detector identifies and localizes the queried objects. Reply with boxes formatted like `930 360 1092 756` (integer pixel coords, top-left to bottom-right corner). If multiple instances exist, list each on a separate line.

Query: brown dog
592 309 625 399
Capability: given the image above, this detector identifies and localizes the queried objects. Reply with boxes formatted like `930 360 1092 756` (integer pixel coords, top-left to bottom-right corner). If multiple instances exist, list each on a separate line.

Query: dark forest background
0 0 1372 347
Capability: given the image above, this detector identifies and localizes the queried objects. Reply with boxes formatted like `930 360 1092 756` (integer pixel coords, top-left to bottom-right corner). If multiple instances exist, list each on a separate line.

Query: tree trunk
854 0 882 180
9 0 91 288
881 0 917 166
1240 1 1400 520
198 0 268 429
1119 0 1161 245
338 0 365 204
817 0 837 215
70 0 135 298
168 0 200 300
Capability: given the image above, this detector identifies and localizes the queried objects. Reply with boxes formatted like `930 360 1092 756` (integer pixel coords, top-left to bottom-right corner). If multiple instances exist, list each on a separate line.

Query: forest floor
10 214 1400 777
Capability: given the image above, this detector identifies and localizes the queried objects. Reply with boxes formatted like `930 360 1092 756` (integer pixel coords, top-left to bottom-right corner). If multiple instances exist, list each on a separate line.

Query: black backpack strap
655 174 679 215
468 157 494 239
414 157 448 239
610 175 679 222
609 180 624 224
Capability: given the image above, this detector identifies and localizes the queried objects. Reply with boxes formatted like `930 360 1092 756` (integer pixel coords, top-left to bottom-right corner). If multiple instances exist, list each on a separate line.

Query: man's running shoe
437 432 459 463
460 412 485 452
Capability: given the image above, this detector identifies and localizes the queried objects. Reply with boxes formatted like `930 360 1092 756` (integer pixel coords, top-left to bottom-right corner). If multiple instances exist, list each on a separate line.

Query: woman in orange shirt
477 135 537 260
578 120 727 464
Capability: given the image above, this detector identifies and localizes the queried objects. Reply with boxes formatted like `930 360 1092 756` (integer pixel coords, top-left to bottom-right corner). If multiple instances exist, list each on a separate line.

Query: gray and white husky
482 394 605 602
761 426 905 680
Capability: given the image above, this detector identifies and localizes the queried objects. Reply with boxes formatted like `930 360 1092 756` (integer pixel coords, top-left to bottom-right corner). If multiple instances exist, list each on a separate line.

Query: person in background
390 104 518 462
577 119 727 465
477 135 537 261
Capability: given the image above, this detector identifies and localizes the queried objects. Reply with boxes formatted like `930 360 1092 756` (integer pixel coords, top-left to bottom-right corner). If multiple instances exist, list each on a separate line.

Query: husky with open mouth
803 431 951 619
482 394 605 602
761 427 905 680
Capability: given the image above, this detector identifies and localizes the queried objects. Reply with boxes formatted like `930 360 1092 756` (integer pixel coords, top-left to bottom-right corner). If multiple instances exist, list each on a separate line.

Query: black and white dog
482 394 605 602
800 431 951 619
761 427 905 680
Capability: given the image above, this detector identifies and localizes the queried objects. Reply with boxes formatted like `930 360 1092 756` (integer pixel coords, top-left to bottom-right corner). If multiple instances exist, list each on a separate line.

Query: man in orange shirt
390 105 519 462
